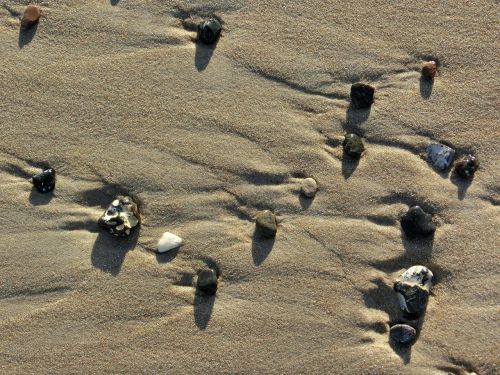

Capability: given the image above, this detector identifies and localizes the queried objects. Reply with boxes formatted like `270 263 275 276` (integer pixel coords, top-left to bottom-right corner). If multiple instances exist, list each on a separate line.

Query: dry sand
0 1 499 374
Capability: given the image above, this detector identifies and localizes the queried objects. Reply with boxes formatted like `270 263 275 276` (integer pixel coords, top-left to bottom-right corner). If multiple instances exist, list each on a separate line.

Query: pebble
32 168 56 193
98 196 140 237
343 133 365 159
400 206 436 239
197 269 218 295
21 5 41 29
421 61 437 80
426 143 455 171
350 83 375 109
301 178 318 198
255 210 278 238
157 232 183 253
394 265 433 316
454 154 479 179
198 18 222 45
389 324 417 346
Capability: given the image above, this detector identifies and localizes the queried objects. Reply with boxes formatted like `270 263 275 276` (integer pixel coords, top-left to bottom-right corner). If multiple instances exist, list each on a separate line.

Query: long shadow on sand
91 229 139 276
341 154 360 179
450 173 472 201
193 291 215 330
419 76 433 99
29 188 54 206
155 247 180 264
18 23 38 48
299 194 314 210
195 42 216 71
251 230 276 266
343 103 371 133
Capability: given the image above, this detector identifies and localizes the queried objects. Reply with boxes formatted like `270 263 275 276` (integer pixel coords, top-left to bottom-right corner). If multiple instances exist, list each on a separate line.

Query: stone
32 168 56 193
454 154 479 179
255 210 277 238
98 196 140 237
21 5 41 29
421 61 437 80
394 265 433 316
157 232 183 253
343 133 365 159
426 143 455 171
350 83 375 109
389 324 417 346
301 178 318 198
197 269 218 295
400 206 436 239
198 18 222 45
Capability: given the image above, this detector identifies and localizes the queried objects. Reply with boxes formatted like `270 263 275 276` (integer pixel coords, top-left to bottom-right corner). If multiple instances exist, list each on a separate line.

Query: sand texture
0 1 499 374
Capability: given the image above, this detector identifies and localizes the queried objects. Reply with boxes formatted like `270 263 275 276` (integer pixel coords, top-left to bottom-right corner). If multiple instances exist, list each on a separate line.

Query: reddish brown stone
422 61 437 80
21 5 41 29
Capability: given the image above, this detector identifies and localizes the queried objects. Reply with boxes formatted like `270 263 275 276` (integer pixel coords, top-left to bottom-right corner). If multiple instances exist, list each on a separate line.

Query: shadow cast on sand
299 194 314 210
194 42 216 71
29 187 54 206
341 154 360 179
419 76 433 99
450 173 472 201
155 247 179 264
18 23 38 48
193 292 215 330
110 0 120 5
251 230 276 266
343 103 371 133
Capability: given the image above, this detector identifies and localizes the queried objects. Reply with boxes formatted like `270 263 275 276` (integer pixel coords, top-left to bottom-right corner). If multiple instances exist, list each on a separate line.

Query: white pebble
301 178 318 198
157 232 183 253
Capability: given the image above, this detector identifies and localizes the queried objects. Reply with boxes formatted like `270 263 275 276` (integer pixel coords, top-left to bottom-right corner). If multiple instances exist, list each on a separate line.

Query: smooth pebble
157 232 183 253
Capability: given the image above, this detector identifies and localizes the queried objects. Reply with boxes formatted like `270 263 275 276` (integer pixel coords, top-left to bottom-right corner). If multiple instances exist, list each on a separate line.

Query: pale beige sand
0 1 499 374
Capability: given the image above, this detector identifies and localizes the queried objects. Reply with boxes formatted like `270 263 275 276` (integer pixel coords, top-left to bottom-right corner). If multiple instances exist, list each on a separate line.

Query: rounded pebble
32 168 56 193
98 196 140 237
394 265 433 316
390 324 417 345
350 83 375 109
421 61 437 80
157 232 183 253
400 206 436 239
255 210 278 238
197 269 218 295
198 18 222 45
343 133 365 159
21 5 41 29
426 143 456 171
301 178 318 198
454 154 479 179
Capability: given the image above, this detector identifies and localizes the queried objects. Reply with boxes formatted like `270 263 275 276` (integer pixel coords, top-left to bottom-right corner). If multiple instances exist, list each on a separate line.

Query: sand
0 1 499 374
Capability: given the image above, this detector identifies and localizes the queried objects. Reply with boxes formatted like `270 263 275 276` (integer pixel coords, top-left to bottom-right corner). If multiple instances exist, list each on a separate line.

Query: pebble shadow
195 42 216 71
419 76 433 99
299 194 314 209
155 247 179 263
344 103 371 133
18 23 38 48
110 0 120 5
193 291 215 330
251 230 276 266
450 173 472 200
29 188 54 206
341 154 360 179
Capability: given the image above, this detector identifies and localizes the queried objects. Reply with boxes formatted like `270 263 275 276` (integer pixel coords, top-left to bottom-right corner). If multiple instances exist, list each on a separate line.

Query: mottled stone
343 133 365 159
98 196 140 237
301 178 318 198
400 206 436 239
350 83 375 109
32 168 56 193
198 18 222 45
454 154 479 179
427 143 455 171
390 324 417 345
422 61 437 80
255 210 277 238
197 269 218 295
157 232 183 253
21 5 41 29
394 265 433 316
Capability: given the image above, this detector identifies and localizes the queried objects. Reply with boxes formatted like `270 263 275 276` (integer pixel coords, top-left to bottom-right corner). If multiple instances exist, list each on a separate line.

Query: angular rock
197 269 218 295
157 232 183 253
422 61 437 80
32 168 56 193
98 196 140 237
394 265 433 316
390 324 417 346
255 210 277 238
350 83 375 109
427 143 455 171
301 178 318 198
400 206 436 239
21 5 41 29
198 18 222 45
343 133 365 159
454 154 479 179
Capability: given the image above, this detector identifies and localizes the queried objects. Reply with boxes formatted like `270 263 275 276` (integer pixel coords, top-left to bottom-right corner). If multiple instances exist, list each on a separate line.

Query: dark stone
198 18 222 45
32 168 56 193
350 83 375 109
422 61 437 80
390 324 417 346
454 154 479 179
393 281 429 316
255 210 277 238
343 133 364 159
21 5 41 29
400 206 436 239
98 196 140 237
197 269 218 295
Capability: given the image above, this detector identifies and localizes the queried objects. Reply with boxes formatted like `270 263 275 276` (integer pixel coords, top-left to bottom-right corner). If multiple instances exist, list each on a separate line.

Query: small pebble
454 154 479 179
198 18 222 45
350 83 375 109
157 232 183 253
255 210 277 238
421 61 437 80
197 269 218 295
21 5 41 29
32 168 56 193
427 143 455 171
98 196 140 237
389 324 417 346
343 133 365 159
400 206 436 239
301 178 318 198
394 265 433 316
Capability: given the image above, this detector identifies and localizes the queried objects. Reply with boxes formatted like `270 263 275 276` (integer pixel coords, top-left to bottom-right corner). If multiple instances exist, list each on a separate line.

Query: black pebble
32 168 56 193
400 206 436 239
393 281 430 316
389 324 417 346
350 83 375 109
343 133 365 159
198 18 222 45
454 154 479 179
197 269 218 295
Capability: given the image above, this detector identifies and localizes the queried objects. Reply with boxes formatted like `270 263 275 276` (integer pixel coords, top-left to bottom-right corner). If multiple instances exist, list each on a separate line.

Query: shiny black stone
350 83 375 109
400 206 436 239
343 133 365 159
390 324 417 346
197 269 218 295
198 18 222 45
32 168 56 193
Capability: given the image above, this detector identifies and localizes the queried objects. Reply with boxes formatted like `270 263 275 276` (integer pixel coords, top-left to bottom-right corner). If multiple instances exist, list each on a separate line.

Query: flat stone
255 210 277 238
21 5 41 29
400 206 436 239
98 196 140 237
32 168 56 193
422 61 437 80
350 83 375 109
394 265 433 316
427 143 455 171
198 18 222 45
454 154 479 179
390 324 417 346
197 269 218 295
301 178 318 198
157 232 183 253
343 133 365 159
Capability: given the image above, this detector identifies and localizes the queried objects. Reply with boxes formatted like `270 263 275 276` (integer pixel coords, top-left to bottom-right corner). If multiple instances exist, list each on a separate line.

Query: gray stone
427 143 455 171
301 178 318 198
390 324 417 345
255 210 277 238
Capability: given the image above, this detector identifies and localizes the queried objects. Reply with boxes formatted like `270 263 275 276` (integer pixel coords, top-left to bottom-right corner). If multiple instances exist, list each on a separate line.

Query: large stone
198 18 222 45
197 269 218 295
427 143 455 171
400 206 436 239
394 265 433 316
343 133 365 159
389 324 417 346
421 61 437 80
98 196 140 237
454 154 479 179
255 210 277 238
301 178 318 198
350 83 375 109
21 5 41 29
32 168 56 193
157 232 183 253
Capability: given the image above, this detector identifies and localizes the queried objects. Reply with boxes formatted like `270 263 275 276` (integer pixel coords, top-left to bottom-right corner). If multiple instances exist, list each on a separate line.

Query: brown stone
21 5 41 29
422 61 437 80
